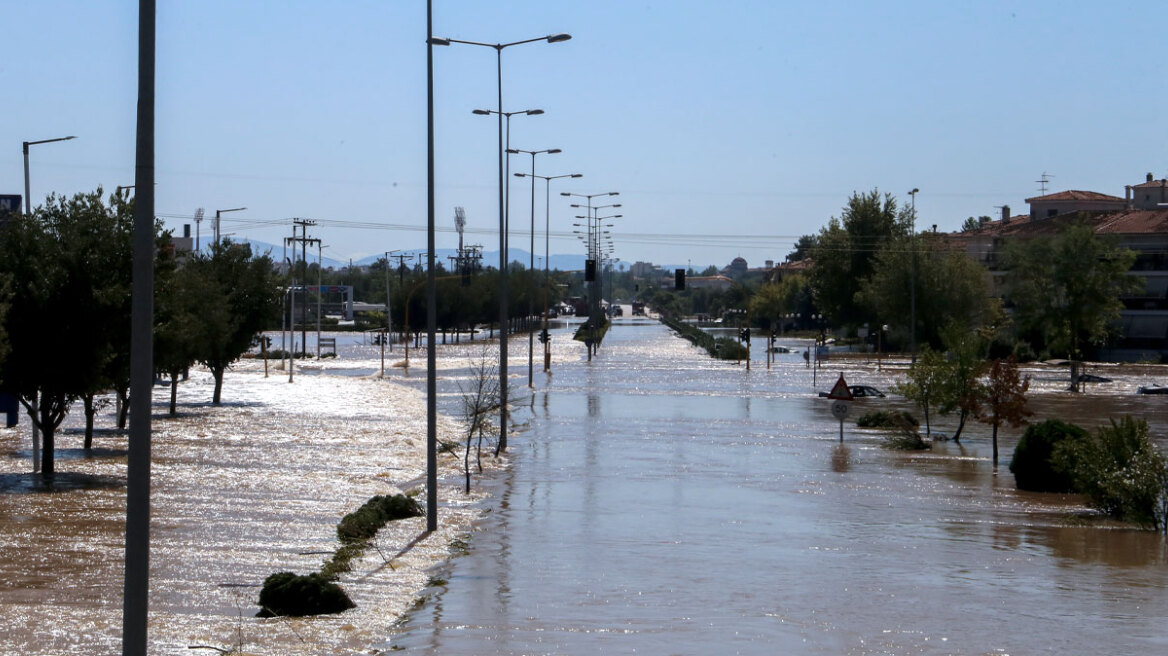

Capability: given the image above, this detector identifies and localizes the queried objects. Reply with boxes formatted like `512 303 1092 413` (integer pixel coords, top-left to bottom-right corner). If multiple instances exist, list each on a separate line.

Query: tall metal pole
495 46 509 450
21 144 37 474
425 0 439 532
528 152 536 386
385 251 395 352
544 177 552 371
908 188 918 362
123 0 155 652
316 242 322 358
21 135 76 473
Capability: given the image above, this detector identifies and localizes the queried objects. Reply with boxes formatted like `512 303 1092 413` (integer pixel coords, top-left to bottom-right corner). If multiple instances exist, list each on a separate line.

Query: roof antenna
1036 171 1054 195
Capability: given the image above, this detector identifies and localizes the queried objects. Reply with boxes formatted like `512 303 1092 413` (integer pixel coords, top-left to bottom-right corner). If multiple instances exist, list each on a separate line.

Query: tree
973 358 1032 465
0 189 132 476
155 259 204 415
1054 417 1168 532
935 325 987 442
893 347 948 439
0 275 10 375
787 234 818 262
1002 218 1140 381
809 190 911 329
185 240 282 404
857 233 994 351
961 216 990 232
457 348 501 493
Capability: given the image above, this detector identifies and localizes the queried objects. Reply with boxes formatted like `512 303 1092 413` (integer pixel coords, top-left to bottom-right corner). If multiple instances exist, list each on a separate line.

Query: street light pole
22 135 77 216
563 191 618 345
515 171 581 372
214 206 247 246
21 134 78 474
908 187 919 362
425 0 438 531
432 32 570 451
510 147 560 386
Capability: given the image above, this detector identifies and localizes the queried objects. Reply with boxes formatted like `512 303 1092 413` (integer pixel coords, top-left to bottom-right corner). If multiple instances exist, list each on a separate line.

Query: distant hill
207 239 710 273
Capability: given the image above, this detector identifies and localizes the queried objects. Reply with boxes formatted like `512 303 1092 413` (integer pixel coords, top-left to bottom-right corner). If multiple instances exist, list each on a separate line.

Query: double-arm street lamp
431 31 571 451
475 108 543 249
516 171 581 372
509 147 560 386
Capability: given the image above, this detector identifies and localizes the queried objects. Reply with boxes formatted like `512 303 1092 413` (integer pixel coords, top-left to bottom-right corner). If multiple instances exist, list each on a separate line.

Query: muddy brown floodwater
0 361 487 655
390 320 1168 655
2 320 1168 655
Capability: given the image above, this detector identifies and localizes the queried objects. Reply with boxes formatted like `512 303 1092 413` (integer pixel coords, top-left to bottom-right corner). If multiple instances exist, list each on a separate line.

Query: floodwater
2 318 1168 654
0 360 486 655
391 319 1168 655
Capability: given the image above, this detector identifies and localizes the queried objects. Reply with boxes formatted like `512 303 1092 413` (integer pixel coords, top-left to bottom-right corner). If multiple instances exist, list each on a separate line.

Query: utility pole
385 250 399 352
288 219 320 360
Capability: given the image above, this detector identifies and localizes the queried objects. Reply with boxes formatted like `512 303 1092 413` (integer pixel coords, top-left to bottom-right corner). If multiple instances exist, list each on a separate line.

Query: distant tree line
638 188 1141 370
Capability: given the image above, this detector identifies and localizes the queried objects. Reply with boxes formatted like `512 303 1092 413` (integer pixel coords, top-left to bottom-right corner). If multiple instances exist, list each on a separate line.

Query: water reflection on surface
393 321 1168 655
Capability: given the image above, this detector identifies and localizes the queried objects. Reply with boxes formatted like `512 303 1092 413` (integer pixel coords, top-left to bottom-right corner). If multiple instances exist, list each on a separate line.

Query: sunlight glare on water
391 319 1168 655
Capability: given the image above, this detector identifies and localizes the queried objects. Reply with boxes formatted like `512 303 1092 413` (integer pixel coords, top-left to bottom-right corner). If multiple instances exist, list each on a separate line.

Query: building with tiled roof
1024 190 1126 220
1127 172 1168 210
952 173 1168 359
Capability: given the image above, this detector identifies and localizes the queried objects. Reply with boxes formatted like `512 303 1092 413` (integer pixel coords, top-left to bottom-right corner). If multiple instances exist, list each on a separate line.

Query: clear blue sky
4 1 1165 269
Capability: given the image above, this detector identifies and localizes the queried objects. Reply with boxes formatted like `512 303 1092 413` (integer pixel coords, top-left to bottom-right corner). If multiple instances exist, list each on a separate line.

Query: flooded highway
2 317 1168 654
391 319 1168 655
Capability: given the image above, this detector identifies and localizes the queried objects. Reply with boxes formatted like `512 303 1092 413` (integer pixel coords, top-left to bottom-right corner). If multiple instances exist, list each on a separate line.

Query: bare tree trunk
170 372 179 416
992 422 1000 465
951 410 967 443
117 387 130 430
40 402 55 478
212 367 224 405
82 393 96 450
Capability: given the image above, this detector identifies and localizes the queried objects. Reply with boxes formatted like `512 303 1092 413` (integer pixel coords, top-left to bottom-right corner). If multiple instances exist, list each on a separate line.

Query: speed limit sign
831 400 850 420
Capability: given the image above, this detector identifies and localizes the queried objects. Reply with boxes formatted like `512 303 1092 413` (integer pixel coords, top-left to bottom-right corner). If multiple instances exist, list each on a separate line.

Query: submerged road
391 320 1168 655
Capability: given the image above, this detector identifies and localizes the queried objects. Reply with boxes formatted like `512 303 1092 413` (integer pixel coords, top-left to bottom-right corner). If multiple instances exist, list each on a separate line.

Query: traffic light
740 327 751 344
538 329 550 344
585 259 597 282
674 268 685 290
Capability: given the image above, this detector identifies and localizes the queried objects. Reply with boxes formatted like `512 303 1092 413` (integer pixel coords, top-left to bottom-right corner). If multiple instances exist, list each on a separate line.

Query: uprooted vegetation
258 492 424 617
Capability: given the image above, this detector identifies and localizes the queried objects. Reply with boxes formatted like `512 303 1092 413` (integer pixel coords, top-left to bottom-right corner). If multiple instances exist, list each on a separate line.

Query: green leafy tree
973 358 1032 465
1053 417 1168 531
857 234 993 351
1002 219 1140 378
0 189 133 475
935 325 987 442
0 275 10 375
809 190 911 329
893 346 948 439
787 234 818 262
961 216 990 232
186 240 282 404
155 258 204 415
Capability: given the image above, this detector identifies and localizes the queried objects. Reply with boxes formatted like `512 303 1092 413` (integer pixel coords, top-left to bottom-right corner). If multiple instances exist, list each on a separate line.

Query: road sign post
826 374 853 442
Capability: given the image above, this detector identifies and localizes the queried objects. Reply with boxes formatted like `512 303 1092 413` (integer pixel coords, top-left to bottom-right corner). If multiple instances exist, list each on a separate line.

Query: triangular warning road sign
827 374 852 400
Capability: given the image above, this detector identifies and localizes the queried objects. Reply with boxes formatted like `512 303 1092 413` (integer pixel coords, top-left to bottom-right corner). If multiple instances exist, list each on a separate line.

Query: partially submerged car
818 385 886 398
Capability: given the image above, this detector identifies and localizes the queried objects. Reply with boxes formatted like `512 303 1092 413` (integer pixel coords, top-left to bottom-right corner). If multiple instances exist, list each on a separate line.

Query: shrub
882 431 931 451
1009 419 1087 492
857 410 919 430
256 572 355 617
336 494 423 544
1053 416 1168 531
